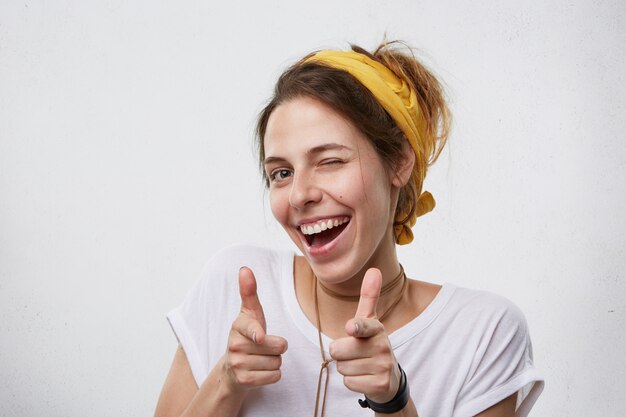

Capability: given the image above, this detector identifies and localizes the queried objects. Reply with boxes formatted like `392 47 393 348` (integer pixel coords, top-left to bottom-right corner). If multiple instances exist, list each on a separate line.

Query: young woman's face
263 96 399 284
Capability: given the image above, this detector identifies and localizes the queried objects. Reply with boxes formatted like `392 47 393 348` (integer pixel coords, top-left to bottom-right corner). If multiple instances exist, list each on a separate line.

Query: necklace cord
317 265 406 302
313 265 408 417
314 281 333 417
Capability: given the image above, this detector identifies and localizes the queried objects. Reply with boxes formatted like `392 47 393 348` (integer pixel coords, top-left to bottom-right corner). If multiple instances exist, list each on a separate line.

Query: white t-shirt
168 245 544 417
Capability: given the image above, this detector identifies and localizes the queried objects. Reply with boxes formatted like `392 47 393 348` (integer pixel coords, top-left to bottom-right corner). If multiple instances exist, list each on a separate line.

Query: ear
390 143 415 188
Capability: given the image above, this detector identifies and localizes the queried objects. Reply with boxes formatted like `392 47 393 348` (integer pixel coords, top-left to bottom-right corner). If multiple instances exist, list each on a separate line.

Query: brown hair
256 40 450 231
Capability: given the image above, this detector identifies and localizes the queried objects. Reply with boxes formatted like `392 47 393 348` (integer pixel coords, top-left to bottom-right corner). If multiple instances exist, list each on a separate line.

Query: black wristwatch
358 364 410 414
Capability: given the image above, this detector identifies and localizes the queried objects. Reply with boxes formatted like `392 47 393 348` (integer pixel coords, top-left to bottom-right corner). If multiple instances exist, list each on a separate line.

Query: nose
289 172 322 209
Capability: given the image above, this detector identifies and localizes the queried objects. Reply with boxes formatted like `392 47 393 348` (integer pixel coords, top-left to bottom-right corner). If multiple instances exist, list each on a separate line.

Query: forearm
180 356 247 417
375 398 418 417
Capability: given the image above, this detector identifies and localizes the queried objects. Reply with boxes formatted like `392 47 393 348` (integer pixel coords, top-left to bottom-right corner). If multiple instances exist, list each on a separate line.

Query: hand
329 268 401 403
224 267 288 392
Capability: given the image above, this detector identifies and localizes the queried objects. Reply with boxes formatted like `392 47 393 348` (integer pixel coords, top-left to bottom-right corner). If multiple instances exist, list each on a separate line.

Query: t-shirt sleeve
166 245 244 386
453 296 544 417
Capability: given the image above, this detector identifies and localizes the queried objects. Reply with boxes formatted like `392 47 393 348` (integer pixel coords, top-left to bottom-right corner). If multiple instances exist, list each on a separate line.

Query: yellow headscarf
304 50 435 245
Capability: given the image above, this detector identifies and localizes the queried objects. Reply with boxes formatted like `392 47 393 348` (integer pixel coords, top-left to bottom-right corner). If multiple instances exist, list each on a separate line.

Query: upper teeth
300 217 349 235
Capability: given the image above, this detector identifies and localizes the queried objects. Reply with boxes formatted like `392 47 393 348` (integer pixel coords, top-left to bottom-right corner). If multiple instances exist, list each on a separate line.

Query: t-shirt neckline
280 251 457 353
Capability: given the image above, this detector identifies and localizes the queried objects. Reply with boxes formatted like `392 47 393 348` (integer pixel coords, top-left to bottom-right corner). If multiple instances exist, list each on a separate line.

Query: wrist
358 364 410 414
218 355 248 398
183 355 247 417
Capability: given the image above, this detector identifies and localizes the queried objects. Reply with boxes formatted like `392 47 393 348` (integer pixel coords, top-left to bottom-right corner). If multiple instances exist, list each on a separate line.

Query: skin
263 96 406 290
154 97 517 417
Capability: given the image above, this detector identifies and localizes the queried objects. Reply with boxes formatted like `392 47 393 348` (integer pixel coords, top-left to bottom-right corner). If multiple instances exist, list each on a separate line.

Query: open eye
270 168 293 182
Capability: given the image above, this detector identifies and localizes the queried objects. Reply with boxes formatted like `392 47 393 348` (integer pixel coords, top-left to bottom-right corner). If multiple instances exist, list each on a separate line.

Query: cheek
269 188 289 225
329 169 368 204
361 171 394 214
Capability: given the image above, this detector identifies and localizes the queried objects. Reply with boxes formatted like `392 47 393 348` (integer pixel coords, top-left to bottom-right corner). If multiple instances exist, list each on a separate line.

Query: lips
297 216 351 249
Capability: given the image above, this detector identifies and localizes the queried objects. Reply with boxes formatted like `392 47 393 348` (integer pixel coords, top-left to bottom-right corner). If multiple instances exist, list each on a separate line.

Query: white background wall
1 1 624 416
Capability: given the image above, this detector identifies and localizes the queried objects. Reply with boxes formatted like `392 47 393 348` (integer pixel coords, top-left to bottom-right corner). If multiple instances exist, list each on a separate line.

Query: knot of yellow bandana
394 191 435 245
304 50 434 245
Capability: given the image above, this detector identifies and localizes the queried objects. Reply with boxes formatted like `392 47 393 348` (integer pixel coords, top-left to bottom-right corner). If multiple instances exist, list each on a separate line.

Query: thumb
238 267 267 333
354 268 382 319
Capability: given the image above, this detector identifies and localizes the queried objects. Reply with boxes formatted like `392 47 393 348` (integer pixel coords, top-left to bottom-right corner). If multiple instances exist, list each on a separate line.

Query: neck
315 237 402 298
317 264 405 302
312 266 409 340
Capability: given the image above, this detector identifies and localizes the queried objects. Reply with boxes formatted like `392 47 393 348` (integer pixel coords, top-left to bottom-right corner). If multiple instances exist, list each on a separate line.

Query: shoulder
443 287 541 415
448 285 528 327
428 285 531 353
192 244 295 300
177 244 294 313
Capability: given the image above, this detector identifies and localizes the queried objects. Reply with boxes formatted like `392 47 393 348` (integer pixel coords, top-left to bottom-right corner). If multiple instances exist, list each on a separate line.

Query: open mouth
300 217 350 248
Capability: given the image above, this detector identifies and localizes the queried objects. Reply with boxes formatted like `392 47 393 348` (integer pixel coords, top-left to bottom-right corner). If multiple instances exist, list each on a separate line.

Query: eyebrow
263 143 351 166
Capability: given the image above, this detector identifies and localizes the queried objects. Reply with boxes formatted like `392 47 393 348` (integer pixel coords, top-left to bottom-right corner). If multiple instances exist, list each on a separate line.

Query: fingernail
252 331 257 344
354 323 359 334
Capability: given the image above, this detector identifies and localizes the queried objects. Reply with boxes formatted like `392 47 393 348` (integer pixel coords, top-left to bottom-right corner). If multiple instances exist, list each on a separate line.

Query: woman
154 41 544 417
